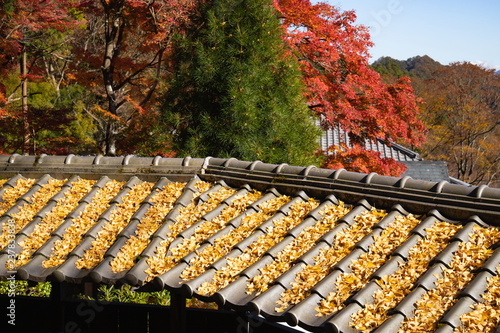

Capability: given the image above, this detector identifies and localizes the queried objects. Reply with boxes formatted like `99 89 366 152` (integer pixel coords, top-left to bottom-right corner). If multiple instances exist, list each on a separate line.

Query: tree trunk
20 47 30 155
104 104 117 156
101 11 123 156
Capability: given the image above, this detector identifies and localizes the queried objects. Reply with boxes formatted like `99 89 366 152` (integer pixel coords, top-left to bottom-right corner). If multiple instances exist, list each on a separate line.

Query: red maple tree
275 0 426 175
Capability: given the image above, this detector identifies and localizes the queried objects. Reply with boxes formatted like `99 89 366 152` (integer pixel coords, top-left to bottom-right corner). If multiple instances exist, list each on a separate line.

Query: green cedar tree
161 0 321 166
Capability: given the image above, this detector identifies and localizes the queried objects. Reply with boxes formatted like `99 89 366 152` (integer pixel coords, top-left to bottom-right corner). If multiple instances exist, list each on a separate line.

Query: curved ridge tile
214 274 257 310
440 296 478 329
17 254 58 282
0 174 23 190
391 233 422 260
33 234 62 258
90 254 128 284
480 246 500 275
0 174 53 222
457 270 494 303
53 255 90 283
115 203 152 239
285 292 328 329
371 313 406 333
247 283 288 319
148 177 206 236
369 255 407 280
155 260 191 290
321 302 363 333
391 286 428 318
123 257 151 286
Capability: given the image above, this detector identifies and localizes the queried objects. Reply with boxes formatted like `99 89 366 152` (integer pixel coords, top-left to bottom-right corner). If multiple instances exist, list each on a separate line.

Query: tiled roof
320 126 462 184
319 126 420 162
401 161 451 183
1 154 500 333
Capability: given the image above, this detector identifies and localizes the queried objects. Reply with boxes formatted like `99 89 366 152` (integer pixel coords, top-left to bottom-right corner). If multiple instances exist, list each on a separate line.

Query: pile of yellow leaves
275 208 387 312
399 225 500 332
180 195 290 281
351 220 462 332
315 214 421 316
246 202 350 296
0 178 36 217
16 179 96 267
148 190 263 276
0 178 66 249
4 174 500 333
75 182 154 270
196 199 319 297
42 180 124 268
110 182 187 273
145 185 235 279
455 266 500 333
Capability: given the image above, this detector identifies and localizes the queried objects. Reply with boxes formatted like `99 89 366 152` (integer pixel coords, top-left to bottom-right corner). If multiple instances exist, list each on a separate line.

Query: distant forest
372 55 500 186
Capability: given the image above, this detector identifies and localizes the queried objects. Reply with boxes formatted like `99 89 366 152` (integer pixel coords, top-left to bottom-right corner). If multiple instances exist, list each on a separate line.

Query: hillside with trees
372 55 443 82
1 0 425 176
373 56 500 186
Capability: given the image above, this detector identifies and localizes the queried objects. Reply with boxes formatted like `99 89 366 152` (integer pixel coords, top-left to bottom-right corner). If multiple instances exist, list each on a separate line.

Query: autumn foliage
275 0 425 174
0 0 77 73
374 57 500 186
419 62 500 186
0 0 81 153
71 0 200 155
0 0 426 176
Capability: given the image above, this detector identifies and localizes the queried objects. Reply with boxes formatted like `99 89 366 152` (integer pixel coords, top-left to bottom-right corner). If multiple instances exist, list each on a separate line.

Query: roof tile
1 155 500 332
439 296 477 328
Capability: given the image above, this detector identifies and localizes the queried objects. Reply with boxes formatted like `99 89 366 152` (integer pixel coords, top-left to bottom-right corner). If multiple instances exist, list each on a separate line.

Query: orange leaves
0 83 7 109
92 105 123 123
124 95 147 115
420 62 500 185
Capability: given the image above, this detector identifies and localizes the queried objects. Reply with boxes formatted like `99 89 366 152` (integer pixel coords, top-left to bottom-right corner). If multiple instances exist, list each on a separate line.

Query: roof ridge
1 155 499 224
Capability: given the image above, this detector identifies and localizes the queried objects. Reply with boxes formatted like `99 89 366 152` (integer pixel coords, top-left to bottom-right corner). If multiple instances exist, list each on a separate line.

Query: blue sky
324 0 500 70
